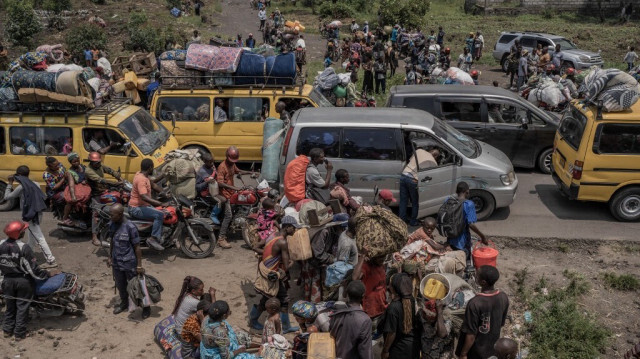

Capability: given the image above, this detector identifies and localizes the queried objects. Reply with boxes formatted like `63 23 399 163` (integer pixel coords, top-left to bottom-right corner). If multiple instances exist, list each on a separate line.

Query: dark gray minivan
387 85 559 174
279 108 518 220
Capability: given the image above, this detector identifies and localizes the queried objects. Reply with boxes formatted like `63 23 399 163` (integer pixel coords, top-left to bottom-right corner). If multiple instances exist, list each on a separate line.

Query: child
257 198 281 242
262 297 282 345
291 301 319 359
324 52 332 68
624 46 638 71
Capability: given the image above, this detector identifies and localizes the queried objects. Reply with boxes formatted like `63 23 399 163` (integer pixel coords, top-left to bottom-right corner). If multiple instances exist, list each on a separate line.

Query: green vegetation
318 2 355 19
166 0 181 9
65 23 107 57
41 0 72 13
602 272 640 291
378 0 430 29
557 243 569 253
5 0 42 49
513 268 609 359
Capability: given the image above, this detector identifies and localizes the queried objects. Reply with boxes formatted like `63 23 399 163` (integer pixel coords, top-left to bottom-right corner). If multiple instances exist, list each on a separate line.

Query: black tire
469 190 496 221
180 223 216 259
241 218 258 248
501 54 510 73
609 187 640 222
0 181 16 211
537 148 554 175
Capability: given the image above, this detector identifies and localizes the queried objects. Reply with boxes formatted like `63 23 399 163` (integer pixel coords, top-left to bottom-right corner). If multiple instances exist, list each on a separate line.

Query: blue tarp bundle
265 53 296 85
235 52 266 85
9 71 58 92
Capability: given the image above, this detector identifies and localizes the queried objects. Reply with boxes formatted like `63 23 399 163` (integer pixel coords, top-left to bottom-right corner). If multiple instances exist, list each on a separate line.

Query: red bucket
472 240 499 269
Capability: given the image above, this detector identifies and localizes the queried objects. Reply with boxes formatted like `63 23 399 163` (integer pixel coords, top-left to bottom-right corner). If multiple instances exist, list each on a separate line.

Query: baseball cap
281 215 301 228
379 189 397 202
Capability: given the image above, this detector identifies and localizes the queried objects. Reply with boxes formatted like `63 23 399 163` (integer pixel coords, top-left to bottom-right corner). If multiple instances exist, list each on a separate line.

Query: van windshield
432 119 478 158
310 88 334 107
118 110 170 155
558 106 587 150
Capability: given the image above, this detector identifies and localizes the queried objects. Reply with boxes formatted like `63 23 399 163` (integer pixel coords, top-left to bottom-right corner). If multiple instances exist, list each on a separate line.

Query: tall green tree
5 0 42 48
378 0 430 29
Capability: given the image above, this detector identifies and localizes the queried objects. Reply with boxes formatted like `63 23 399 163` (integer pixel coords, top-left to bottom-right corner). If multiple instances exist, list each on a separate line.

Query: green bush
42 0 72 13
5 1 42 48
603 272 640 291
318 2 354 19
166 0 181 9
90 0 107 3
128 11 148 30
126 27 164 54
65 23 107 57
378 0 430 28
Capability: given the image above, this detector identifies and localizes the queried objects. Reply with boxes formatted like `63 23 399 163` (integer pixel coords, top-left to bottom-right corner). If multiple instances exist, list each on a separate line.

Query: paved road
477 170 640 241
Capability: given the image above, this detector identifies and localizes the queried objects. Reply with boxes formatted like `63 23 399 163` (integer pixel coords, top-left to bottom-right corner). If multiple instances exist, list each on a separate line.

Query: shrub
65 23 107 57
42 0 72 13
166 0 181 9
318 2 354 19
378 0 430 29
126 27 164 54
90 0 107 3
602 272 640 291
5 1 42 49
128 11 148 30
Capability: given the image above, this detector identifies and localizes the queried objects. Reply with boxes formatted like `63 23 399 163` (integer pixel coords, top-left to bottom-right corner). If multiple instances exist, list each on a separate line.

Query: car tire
0 181 17 212
501 54 509 73
609 187 640 222
537 148 554 175
469 190 496 221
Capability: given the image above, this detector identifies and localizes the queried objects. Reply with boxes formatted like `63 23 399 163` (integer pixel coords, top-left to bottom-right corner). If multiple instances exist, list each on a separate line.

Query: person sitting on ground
490 338 519 359
336 216 358 266
330 169 361 214
329 280 373 359
262 297 282 345
89 130 121 155
214 99 228 123
200 300 258 359
456 266 510 359
173 276 216 337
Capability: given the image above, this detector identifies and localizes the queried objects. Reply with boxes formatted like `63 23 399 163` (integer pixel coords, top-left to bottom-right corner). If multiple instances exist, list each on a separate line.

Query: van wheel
609 187 640 221
501 54 510 73
183 145 210 158
537 148 554 175
469 190 495 221
0 182 16 212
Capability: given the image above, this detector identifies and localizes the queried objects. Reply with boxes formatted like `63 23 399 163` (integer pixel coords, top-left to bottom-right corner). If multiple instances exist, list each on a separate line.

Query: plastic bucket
472 241 499 269
420 273 468 305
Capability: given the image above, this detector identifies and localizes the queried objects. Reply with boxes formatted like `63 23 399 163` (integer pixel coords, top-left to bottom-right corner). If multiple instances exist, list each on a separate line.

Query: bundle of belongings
159 43 297 88
0 51 98 111
312 68 364 107
419 272 476 335
525 76 568 109
428 66 475 86
354 204 407 259
162 149 204 200
579 67 640 112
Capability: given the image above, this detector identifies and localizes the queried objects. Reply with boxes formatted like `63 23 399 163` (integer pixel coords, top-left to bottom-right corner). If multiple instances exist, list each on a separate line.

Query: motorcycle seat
35 273 66 296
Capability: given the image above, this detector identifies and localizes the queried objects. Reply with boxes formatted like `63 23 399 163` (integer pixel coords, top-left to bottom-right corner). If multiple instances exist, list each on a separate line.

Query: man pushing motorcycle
85 152 123 246
216 146 259 249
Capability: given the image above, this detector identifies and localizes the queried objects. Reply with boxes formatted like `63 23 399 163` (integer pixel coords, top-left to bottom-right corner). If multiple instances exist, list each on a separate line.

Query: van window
0 127 5 154
158 97 210 122
402 97 431 113
498 34 518 44
432 120 479 158
441 101 482 122
83 128 127 155
519 37 537 48
296 127 340 158
10 127 72 155
216 98 269 122
342 128 399 160
558 106 588 150
119 110 170 155
594 124 640 154
486 100 527 124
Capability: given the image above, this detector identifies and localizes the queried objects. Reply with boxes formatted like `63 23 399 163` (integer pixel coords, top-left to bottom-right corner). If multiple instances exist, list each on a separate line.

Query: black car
387 85 559 174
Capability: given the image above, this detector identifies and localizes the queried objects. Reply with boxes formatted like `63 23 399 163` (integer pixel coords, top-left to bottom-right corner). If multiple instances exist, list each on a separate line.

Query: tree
65 23 107 57
5 0 42 48
378 0 430 29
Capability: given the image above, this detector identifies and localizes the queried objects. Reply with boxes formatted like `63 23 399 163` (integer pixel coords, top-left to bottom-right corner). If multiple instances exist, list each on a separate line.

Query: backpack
436 196 466 238
284 155 310 203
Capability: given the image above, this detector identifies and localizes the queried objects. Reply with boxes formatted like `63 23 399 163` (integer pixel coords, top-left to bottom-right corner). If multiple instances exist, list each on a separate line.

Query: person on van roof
89 130 121 155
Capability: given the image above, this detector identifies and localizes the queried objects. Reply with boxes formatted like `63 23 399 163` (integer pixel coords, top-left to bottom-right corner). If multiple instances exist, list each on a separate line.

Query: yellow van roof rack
158 73 306 93
0 98 132 125
87 98 133 124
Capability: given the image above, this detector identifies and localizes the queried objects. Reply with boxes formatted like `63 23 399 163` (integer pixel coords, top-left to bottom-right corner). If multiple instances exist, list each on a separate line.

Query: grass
602 272 640 291
558 243 569 253
512 268 610 359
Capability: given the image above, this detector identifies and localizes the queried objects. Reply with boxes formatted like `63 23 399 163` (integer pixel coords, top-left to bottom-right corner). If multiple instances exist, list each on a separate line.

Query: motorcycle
94 193 216 259
0 272 85 316
192 176 278 248
355 96 376 107
53 179 131 236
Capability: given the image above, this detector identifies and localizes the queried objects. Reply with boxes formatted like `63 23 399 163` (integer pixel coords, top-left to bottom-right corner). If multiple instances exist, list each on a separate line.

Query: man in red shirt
353 250 387 326
129 159 167 251
216 146 258 249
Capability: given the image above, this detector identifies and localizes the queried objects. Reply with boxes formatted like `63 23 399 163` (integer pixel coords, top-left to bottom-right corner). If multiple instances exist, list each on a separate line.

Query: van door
212 96 270 162
410 135 458 217
437 98 487 143
82 128 137 180
485 98 537 168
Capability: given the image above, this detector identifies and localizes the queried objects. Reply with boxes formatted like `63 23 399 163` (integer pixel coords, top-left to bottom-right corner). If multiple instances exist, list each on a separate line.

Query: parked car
552 100 640 221
279 107 518 220
386 85 559 174
492 31 604 72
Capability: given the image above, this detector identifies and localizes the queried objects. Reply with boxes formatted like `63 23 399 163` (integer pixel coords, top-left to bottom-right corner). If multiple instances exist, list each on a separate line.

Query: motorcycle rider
0 221 56 341
106 203 149 318
129 159 168 251
85 152 122 246
216 146 259 249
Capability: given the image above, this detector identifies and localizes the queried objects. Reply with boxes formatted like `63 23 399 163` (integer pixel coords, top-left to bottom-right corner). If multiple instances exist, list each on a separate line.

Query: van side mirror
455 155 463 166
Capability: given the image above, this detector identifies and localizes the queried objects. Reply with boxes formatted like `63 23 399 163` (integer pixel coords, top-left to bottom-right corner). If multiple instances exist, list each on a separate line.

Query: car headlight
579 55 590 62
500 171 516 185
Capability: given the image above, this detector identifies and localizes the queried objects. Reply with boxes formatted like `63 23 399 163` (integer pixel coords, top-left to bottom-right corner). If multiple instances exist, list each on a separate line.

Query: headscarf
67 152 79 163
292 300 318 320
391 273 414 335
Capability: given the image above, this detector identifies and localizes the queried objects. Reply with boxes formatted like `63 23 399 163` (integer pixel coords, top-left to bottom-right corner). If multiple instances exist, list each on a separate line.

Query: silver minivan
279 108 518 220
